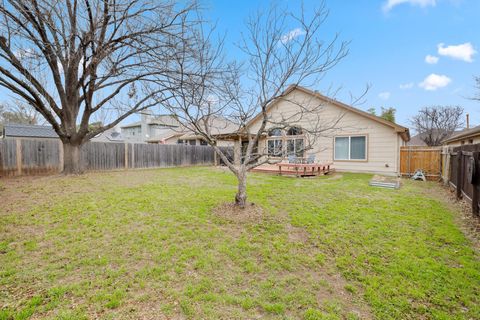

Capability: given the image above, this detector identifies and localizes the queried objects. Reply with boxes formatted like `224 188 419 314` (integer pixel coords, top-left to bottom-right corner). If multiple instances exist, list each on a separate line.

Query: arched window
268 128 282 137
287 126 302 136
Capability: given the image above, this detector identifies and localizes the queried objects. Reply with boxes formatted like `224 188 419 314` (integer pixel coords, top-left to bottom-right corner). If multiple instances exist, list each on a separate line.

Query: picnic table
277 162 332 177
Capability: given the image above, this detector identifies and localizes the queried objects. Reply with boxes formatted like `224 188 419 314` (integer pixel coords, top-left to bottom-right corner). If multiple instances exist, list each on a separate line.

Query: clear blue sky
206 0 480 128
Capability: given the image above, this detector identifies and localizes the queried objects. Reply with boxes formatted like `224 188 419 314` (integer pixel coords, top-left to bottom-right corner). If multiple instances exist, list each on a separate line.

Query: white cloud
419 73 451 91
281 28 306 44
437 42 477 62
425 55 439 64
382 0 436 12
378 92 391 100
399 82 414 89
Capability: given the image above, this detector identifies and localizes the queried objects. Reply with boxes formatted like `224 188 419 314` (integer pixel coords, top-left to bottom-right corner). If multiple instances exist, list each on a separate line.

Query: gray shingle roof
443 126 480 143
3 124 58 138
91 128 124 142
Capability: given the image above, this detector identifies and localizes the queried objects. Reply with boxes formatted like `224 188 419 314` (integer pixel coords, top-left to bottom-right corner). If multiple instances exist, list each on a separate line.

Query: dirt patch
316 268 373 319
371 175 399 184
285 224 309 243
326 173 343 180
212 202 265 223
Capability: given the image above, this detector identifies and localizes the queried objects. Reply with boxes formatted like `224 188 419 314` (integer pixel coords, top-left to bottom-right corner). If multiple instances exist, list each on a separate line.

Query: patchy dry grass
0 167 479 319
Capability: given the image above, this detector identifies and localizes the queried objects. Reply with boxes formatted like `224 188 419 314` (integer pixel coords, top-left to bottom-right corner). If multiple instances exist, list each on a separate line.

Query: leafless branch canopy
159 1 352 206
0 0 197 144
0 99 42 124
411 106 464 146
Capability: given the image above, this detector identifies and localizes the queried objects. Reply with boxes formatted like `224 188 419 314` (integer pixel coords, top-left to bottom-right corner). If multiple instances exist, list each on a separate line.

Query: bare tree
0 100 41 124
411 106 464 146
0 0 198 173
473 76 480 102
160 2 356 208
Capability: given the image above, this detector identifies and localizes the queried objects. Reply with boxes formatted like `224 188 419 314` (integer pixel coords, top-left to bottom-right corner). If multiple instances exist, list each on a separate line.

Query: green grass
0 167 479 319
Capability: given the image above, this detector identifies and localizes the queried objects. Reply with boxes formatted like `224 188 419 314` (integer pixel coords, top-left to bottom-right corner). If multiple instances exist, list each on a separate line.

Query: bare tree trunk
235 168 248 208
62 141 83 174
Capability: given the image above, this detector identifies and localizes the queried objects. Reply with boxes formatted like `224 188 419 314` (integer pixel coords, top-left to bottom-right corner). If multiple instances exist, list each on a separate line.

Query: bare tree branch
411 106 464 146
0 0 199 173
160 1 353 208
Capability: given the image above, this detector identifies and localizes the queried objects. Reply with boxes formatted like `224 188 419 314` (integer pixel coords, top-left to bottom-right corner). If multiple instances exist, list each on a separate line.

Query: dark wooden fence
0 138 226 177
448 144 480 216
400 146 442 180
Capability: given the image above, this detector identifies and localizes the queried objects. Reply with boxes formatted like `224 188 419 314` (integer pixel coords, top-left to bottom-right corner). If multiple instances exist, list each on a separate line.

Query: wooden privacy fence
400 146 442 180
448 144 480 216
0 138 224 177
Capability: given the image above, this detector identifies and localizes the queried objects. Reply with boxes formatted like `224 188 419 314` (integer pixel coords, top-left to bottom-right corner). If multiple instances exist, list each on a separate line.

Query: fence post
58 140 64 173
407 147 411 176
443 147 451 186
472 151 479 216
131 143 135 169
124 143 129 169
456 151 462 199
15 138 22 175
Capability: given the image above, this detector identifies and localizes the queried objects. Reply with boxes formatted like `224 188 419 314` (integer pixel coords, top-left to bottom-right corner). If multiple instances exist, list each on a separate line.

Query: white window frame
334 135 367 161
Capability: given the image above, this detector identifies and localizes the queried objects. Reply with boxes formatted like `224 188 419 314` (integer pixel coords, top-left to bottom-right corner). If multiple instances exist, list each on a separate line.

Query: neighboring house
407 129 456 146
1 123 124 144
0 123 58 139
121 112 186 144
407 133 428 146
223 85 410 175
121 112 235 146
91 127 124 143
443 125 480 146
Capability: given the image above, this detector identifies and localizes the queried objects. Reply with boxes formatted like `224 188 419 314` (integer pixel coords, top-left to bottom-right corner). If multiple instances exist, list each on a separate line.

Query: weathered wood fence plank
0 138 230 177
400 146 442 180
448 143 480 217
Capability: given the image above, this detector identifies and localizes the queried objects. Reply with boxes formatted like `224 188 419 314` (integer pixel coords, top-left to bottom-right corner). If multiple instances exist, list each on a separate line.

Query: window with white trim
334 136 367 160
267 128 283 157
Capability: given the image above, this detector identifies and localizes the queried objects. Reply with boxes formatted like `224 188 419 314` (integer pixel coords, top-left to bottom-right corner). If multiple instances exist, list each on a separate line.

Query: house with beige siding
443 126 480 147
229 86 410 175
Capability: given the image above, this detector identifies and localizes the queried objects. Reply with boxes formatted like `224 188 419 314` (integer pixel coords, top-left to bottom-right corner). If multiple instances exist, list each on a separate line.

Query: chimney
140 110 152 140
466 113 470 129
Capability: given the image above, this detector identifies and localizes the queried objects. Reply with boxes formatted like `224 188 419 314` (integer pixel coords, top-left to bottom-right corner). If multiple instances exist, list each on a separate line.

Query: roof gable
246 85 410 141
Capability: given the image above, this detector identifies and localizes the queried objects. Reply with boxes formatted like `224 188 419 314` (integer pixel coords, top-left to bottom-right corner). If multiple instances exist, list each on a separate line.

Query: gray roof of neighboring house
121 115 181 129
2 123 59 138
443 125 480 143
121 121 142 129
407 129 462 146
407 134 428 146
91 127 124 142
145 128 183 142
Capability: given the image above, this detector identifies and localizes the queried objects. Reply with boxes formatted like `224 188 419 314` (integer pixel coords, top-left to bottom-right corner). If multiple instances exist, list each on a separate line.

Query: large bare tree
411 106 464 146
160 2 357 208
0 0 197 173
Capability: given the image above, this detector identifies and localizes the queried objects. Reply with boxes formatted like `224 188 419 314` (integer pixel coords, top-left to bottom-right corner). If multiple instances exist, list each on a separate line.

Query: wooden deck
250 163 333 177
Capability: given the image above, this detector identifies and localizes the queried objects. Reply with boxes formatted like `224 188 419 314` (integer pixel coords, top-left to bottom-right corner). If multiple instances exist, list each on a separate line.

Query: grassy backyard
0 167 479 319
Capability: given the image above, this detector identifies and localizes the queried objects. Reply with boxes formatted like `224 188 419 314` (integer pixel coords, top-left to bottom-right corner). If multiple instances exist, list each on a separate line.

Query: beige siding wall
445 135 480 147
249 90 405 175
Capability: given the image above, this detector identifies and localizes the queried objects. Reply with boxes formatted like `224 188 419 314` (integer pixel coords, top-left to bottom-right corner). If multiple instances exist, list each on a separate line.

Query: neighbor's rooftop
1 123 58 139
443 125 480 144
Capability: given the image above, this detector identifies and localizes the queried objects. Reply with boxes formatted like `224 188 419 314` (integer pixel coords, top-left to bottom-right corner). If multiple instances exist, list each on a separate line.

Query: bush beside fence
0 138 225 177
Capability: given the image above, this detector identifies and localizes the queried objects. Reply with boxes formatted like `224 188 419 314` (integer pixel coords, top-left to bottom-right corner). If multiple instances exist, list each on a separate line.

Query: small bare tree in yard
0 0 198 173
411 106 464 146
161 2 354 208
